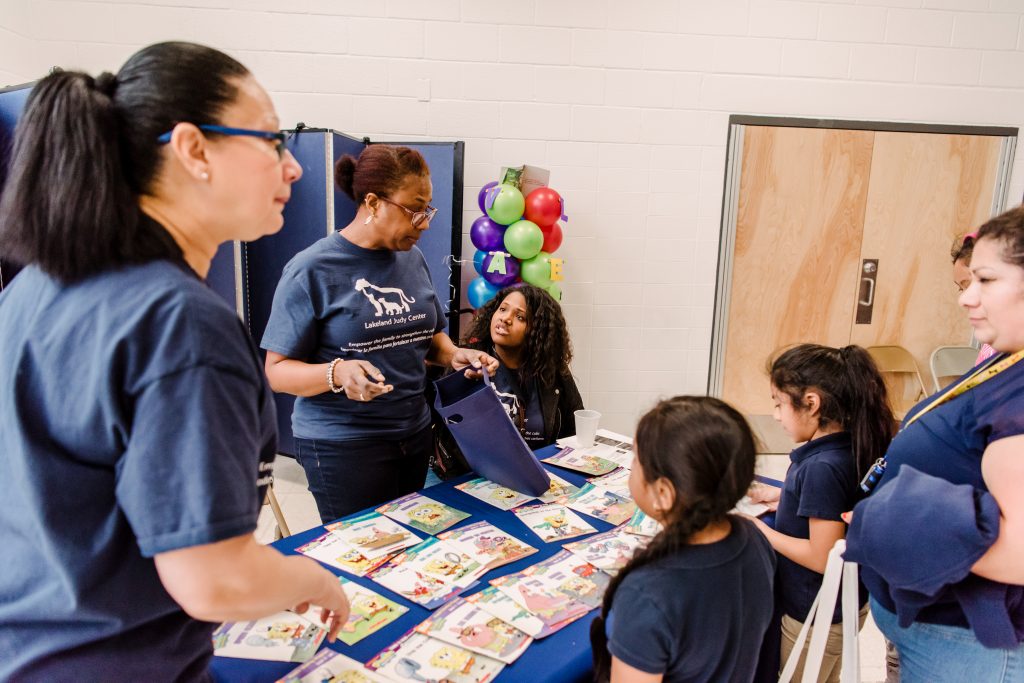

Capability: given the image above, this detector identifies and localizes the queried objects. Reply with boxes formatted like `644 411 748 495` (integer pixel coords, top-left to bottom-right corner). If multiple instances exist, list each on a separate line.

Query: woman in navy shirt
846 205 1024 682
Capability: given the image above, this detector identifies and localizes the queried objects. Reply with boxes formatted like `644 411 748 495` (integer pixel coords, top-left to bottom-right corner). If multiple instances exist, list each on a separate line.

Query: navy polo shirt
775 432 866 623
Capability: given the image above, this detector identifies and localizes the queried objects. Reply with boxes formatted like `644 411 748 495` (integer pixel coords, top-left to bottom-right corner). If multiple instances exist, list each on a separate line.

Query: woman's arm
973 434 1024 583
611 656 663 683
154 534 350 640
751 517 845 574
264 351 392 400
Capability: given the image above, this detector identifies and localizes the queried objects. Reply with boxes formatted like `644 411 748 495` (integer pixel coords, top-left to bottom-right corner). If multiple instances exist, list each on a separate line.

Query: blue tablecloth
210 444 607 683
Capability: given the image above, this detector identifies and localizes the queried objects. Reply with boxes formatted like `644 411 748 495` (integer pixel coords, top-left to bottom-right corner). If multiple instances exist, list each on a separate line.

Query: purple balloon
470 215 505 252
477 181 499 213
482 252 521 288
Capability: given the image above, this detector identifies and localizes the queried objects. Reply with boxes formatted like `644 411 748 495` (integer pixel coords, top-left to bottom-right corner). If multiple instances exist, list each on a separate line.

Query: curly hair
461 284 573 390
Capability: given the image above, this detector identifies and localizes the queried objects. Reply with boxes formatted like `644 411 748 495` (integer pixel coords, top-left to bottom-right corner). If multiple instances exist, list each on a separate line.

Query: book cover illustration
454 478 536 511
337 577 408 646
325 512 422 560
366 630 504 683
212 611 326 662
437 520 537 570
563 529 645 575
295 529 391 577
623 508 663 538
369 537 483 610
563 483 637 526
541 447 618 476
535 472 581 504
414 598 532 664
463 586 549 638
556 429 635 469
277 647 390 683
520 550 610 610
377 493 471 535
513 503 596 543
586 468 631 498
488 573 591 635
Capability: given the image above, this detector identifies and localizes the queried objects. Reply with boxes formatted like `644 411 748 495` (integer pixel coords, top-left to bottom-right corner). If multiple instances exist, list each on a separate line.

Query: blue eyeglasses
156 124 288 159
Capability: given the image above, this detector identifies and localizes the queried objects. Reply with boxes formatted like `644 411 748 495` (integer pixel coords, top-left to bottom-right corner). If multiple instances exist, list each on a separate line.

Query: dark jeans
294 425 432 525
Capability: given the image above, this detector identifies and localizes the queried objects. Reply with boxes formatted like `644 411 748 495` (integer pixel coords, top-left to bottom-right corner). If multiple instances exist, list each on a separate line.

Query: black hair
976 204 1024 269
951 233 976 264
590 396 757 682
0 41 249 282
335 144 429 203
769 344 895 479
461 283 573 391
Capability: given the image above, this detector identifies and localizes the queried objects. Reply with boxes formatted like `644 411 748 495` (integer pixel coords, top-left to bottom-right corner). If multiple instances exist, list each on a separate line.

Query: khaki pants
780 605 869 683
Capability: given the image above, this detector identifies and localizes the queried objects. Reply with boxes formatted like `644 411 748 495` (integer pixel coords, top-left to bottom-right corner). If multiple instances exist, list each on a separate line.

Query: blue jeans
871 597 1024 682
294 425 431 525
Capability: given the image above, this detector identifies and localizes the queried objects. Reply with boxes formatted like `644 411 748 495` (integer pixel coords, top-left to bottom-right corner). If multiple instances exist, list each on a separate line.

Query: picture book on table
463 586 549 638
366 630 504 683
455 477 535 511
541 447 619 476
369 537 484 609
489 573 591 635
325 512 422 559
557 429 635 469
212 610 326 662
295 529 391 577
337 577 408 646
377 493 471 535
437 520 537 570
277 648 390 683
587 467 631 497
520 550 610 610
535 472 581 504
513 503 596 543
414 598 533 664
623 508 663 537
563 528 646 574
564 483 637 526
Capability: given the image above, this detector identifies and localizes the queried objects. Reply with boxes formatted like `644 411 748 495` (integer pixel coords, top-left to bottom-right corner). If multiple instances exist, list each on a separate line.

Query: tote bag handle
779 539 860 683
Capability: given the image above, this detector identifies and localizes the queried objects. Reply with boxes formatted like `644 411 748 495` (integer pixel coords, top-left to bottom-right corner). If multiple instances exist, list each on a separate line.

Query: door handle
856 259 878 325
859 277 875 306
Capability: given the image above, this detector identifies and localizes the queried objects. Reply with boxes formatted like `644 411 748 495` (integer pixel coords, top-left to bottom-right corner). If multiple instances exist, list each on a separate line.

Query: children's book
489 571 592 636
541 447 618 476
536 472 581 504
558 428 633 450
325 512 422 560
733 496 771 517
463 586 549 638
337 577 408 646
521 550 610 610
455 477 536 511
563 483 637 526
437 520 538 570
295 529 391 577
622 508 662 537
563 528 646 575
212 610 326 662
414 598 533 664
277 648 389 683
369 537 483 609
366 630 504 683
587 468 631 497
512 503 596 543
377 493 471 535
557 429 635 469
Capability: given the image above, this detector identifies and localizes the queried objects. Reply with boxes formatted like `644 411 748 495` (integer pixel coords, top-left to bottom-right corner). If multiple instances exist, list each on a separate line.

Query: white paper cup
574 409 601 448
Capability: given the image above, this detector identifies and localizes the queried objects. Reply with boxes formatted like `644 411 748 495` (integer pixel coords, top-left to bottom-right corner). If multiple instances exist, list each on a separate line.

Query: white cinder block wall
4 0 1024 435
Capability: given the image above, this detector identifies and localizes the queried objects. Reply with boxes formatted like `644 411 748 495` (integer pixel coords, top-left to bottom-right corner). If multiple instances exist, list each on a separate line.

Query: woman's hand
451 348 500 379
333 359 393 402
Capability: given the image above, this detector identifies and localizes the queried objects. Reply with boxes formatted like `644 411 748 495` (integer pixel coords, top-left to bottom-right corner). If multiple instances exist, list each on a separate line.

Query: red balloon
541 222 563 253
524 187 562 227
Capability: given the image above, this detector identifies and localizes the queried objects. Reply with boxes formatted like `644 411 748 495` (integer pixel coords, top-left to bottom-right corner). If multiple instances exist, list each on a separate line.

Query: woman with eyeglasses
0 42 349 679
262 145 498 524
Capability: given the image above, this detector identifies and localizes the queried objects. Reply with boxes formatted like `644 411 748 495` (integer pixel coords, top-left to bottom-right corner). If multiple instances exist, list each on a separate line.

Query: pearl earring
200 171 209 181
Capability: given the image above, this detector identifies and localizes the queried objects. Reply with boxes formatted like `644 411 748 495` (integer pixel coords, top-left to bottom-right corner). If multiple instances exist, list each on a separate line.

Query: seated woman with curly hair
433 284 584 478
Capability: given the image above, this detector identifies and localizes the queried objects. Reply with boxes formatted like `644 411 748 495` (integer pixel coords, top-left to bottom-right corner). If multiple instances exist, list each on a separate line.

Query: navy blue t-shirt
261 233 445 440
0 261 277 680
490 364 546 448
861 356 1024 630
607 517 776 682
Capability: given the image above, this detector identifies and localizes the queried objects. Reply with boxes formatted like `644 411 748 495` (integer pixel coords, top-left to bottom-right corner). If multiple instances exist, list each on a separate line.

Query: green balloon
546 282 562 301
521 251 553 287
486 183 525 225
503 219 544 260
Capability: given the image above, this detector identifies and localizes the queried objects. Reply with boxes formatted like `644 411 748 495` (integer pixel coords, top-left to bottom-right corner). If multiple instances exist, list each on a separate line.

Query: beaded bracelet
326 358 344 394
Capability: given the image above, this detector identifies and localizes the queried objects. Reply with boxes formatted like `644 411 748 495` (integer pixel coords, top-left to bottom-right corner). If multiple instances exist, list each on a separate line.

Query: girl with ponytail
590 396 776 683
748 343 896 682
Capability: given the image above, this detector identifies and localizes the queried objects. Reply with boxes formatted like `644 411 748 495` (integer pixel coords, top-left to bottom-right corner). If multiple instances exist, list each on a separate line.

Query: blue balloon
467 276 500 309
473 249 487 275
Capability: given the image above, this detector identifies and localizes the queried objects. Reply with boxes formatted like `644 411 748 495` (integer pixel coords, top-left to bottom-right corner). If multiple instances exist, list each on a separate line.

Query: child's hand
747 482 781 510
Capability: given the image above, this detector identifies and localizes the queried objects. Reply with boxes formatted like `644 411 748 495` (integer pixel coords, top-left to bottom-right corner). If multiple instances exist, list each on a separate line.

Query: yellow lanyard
902 348 1024 430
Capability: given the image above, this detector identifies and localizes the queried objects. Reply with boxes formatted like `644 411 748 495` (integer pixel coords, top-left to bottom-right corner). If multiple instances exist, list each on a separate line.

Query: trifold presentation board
0 84 465 457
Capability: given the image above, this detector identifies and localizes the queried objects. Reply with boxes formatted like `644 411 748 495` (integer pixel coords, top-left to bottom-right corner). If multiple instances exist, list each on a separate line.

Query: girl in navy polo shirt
748 344 895 683
591 396 776 683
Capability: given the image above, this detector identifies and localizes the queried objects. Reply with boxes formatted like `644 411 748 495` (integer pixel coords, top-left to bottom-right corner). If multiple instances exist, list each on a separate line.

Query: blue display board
0 82 33 290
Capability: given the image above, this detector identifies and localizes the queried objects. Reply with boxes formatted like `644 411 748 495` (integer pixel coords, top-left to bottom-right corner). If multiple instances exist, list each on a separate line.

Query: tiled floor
258 453 887 682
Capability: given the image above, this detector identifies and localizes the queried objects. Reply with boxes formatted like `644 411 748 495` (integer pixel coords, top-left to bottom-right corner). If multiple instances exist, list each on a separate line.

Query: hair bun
93 71 118 98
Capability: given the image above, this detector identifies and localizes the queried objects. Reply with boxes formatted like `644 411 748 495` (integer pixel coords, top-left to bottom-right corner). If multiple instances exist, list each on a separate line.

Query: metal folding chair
866 345 928 419
929 345 978 393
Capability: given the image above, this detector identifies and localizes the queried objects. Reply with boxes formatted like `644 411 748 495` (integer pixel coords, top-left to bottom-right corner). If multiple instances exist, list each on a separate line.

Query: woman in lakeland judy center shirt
262 145 497 524
845 204 1024 682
